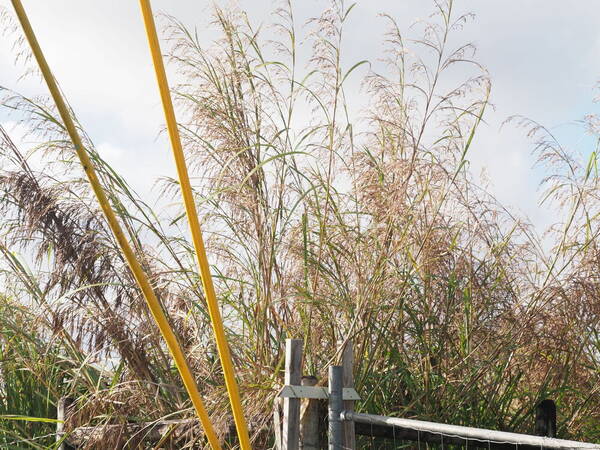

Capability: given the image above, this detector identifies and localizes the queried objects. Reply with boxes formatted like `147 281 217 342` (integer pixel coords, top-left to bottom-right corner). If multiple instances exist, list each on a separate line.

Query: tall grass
1 0 599 448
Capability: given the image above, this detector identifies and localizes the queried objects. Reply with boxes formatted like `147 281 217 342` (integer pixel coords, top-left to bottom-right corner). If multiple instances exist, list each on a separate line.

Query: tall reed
1 0 599 448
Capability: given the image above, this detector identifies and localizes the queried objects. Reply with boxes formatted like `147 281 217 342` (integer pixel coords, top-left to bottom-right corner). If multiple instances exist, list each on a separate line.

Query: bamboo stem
9 1 221 448
137 1 252 448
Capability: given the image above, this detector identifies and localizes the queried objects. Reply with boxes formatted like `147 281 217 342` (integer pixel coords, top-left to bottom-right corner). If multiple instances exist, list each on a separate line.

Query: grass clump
1 0 599 447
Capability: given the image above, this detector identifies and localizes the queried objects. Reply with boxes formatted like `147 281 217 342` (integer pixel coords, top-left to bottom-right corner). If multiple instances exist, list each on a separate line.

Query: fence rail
56 338 600 449
339 411 600 449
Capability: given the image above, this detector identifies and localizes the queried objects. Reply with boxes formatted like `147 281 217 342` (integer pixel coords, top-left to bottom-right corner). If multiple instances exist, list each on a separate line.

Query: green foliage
0 296 59 449
0 0 599 448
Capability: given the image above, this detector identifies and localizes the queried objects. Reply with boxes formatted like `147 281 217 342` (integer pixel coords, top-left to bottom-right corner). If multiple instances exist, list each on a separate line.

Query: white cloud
96 141 123 162
1 0 598 235
1 120 29 148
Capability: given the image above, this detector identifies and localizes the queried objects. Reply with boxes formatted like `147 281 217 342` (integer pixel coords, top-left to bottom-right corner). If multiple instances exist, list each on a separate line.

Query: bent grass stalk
8 0 221 447
1 0 600 447
138 0 252 448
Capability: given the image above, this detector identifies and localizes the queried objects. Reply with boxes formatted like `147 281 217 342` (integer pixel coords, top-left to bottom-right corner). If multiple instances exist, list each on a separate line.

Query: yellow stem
9 1 221 447
138 1 252 448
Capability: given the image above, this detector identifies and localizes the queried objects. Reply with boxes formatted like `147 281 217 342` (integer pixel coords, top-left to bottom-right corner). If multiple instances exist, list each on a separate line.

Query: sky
0 0 599 237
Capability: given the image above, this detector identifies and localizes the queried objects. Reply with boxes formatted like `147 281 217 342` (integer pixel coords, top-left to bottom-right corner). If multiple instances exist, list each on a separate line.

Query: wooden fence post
535 399 557 438
56 397 74 450
328 366 344 449
300 375 320 449
283 339 303 450
341 340 356 450
274 397 283 450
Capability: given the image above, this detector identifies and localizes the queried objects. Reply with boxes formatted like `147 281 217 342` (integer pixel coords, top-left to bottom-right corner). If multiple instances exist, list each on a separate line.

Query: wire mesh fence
345 411 600 450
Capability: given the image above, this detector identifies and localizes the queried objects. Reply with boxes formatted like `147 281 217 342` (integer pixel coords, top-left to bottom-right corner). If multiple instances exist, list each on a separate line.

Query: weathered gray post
274 397 283 450
328 366 343 450
300 375 320 449
283 339 303 450
341 341 356 449
56 397 73 450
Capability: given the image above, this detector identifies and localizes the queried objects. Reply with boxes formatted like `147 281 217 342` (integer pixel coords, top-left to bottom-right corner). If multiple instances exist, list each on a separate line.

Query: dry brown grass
1 0 599 448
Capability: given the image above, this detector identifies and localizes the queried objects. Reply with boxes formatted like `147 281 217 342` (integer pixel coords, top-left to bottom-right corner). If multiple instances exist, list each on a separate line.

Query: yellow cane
9 1 221 447
138 1 252 448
